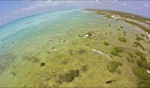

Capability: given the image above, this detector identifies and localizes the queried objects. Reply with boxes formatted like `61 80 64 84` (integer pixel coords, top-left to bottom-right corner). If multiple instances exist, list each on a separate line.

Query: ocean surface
0 9 149 87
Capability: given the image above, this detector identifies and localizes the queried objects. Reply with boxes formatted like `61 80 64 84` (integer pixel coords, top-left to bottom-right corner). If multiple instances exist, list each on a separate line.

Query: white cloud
11 0 58 15
144 4 149 8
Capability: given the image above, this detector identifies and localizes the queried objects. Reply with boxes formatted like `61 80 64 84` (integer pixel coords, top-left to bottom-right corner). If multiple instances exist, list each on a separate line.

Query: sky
0 0 150 26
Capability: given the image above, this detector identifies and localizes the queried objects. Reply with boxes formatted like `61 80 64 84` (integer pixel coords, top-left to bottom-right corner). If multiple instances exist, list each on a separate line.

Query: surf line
91 49 112 59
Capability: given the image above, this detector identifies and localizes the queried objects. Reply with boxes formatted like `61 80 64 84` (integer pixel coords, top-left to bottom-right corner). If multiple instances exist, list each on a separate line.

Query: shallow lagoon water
0 9 150 87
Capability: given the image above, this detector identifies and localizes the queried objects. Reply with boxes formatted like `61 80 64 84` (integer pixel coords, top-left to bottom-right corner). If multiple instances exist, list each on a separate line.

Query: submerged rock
81 65 88 72
83 32 93 37
40 62 45 67
105 79 117 84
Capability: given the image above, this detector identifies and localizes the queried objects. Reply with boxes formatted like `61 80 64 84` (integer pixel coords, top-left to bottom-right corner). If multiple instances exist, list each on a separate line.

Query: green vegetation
103 41 109 46
139 34 145 37
133 41 145 50
87 9 150 33
135 36 144 41
118 36 127 42
138 81 150 88
132 67 150 80
96 11 102 15
127 57 134 63
136 51 147 62
107 61 123 73
136 60 146 68
110 46 124 56
127 52 134 57
146 64 150 70
59 70 79 82
126 52 135 63
105 14 112 18
126 52 135 57
125 20 150 34
120 26 124 28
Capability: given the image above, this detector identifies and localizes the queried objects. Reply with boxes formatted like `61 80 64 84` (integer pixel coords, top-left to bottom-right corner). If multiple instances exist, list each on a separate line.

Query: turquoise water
0 9 110 54
0 9 150 87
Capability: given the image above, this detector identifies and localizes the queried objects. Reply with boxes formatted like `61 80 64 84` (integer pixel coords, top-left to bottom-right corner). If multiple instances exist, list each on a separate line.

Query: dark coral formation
59 69 80 83
105 79 117 84
133 41 145 50
107 61 123 73
103 41 109 46
136 51 147 62
110 46 124 56
127 57 134 63
81 65 88 72
132 67 150 80
135 36 144 41
138 81 150 88
118 36 127 42
22 53 40 63
40 62 46 67
77 49 86 54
